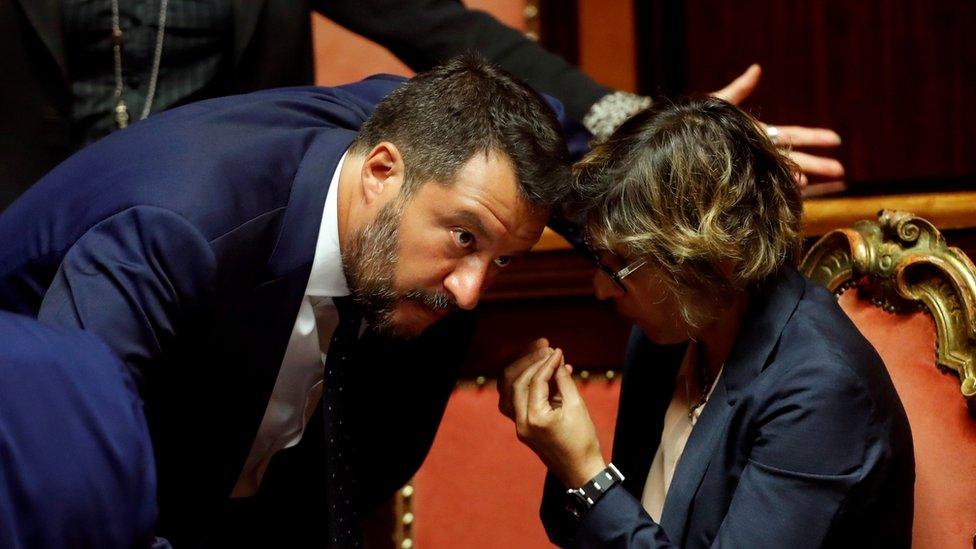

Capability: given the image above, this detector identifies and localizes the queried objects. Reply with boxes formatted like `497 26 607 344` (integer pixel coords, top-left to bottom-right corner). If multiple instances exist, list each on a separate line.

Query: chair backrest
800 209 976 549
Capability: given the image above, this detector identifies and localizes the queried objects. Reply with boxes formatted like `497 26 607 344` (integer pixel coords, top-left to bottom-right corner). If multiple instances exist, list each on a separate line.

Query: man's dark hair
350 55 570 208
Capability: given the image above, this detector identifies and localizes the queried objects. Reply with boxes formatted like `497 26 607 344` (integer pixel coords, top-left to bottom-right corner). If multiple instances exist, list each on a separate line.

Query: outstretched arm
712 64 845 187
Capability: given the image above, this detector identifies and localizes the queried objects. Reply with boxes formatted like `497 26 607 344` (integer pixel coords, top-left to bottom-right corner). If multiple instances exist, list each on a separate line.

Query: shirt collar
305 150 350 298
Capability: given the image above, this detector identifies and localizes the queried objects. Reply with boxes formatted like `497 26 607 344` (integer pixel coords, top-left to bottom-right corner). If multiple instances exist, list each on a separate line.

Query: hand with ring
711 64 845 189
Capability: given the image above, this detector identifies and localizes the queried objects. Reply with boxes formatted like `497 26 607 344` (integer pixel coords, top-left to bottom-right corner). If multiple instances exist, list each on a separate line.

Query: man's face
343 150 548 339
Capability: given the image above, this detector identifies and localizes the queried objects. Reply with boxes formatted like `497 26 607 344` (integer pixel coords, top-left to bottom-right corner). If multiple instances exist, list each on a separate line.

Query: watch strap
566 463 625 519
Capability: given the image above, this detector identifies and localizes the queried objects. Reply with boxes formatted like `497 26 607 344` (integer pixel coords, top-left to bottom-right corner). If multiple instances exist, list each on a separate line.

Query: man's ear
360 142 404 205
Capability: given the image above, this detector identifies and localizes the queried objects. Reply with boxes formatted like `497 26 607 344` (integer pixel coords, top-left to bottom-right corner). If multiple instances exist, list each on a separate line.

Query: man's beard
341 196 459 339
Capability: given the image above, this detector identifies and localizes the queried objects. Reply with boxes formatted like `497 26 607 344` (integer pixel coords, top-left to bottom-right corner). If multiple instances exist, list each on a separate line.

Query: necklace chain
688 345 721 420
111 0 169 129
688 371 712 419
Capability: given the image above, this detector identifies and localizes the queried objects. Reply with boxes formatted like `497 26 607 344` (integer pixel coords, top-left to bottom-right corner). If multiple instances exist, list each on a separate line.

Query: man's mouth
401 290 458 320
417 301 452 321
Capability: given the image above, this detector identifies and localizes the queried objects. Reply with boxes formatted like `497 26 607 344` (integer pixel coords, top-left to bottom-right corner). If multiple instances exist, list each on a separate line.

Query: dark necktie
322 295 363 548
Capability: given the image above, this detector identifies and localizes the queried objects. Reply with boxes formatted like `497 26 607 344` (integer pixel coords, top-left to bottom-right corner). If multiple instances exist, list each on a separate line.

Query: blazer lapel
232 0 267 69
613 336 687 498
657 380 733 540
658 269 806 542
15 0 68 82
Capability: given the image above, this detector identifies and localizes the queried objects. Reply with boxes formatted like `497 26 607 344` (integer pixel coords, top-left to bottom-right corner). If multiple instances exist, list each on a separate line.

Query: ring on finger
766 125 780 145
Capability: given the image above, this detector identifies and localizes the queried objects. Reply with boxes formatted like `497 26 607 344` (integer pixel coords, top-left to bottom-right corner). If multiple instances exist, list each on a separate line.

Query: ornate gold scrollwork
800 210 976 416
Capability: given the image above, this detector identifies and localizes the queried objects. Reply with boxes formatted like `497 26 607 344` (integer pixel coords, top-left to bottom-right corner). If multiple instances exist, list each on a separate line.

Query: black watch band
565 463 625 520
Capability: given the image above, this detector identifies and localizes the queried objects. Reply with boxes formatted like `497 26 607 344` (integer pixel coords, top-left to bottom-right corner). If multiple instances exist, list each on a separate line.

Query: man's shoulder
182 74 408 127
0 311 116 370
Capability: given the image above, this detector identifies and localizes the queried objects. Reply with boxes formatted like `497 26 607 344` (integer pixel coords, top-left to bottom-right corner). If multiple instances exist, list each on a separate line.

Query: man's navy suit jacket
541 270 915 548
0 311 156 548
0 75 476 544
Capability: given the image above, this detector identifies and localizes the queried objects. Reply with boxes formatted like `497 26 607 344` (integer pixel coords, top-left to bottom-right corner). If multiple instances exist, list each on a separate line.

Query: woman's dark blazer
542 269 915 548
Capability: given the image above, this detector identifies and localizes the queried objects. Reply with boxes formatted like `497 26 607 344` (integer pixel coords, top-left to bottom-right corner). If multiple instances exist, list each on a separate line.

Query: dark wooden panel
537 0 580 65
464 294 632 378
636 0 976 188
462 250 632 378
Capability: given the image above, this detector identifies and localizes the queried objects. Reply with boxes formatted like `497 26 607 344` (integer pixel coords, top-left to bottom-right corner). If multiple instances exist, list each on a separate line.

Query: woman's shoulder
761 275 908 435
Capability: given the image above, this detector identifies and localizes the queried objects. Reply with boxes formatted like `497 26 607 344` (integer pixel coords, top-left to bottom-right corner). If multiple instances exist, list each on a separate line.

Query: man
1 0 843 209
0 311 157 548
0 56 570 545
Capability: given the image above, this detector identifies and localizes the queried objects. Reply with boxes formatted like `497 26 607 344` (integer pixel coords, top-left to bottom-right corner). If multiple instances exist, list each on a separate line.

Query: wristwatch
565 463 625 520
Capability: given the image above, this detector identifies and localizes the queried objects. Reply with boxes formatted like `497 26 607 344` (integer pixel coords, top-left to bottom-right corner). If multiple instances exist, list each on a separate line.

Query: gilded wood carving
800 210 976 416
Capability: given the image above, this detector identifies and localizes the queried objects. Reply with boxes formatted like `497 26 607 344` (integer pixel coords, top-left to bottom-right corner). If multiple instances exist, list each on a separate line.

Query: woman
498 97 914 548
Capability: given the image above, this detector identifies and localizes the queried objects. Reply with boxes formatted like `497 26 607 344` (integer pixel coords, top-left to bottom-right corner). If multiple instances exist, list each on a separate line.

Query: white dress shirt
641 342 724 522
232 152 349 497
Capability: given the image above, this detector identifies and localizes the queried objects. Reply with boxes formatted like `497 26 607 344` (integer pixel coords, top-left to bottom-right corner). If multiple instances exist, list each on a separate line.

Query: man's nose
444 256 491 310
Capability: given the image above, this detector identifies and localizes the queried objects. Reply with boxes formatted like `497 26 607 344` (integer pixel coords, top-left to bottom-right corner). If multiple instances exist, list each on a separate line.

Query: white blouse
641 342 723 522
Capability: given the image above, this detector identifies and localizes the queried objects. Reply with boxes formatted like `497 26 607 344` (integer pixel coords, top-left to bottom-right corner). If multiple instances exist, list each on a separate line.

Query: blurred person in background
0 0 843 211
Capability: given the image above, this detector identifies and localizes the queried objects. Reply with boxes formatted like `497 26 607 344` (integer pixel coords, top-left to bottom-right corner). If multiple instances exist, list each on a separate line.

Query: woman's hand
497 338 551 420
504 347 607 488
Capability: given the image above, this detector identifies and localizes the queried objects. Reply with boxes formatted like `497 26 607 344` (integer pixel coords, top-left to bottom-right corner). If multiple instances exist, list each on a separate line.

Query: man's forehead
430 152 549 241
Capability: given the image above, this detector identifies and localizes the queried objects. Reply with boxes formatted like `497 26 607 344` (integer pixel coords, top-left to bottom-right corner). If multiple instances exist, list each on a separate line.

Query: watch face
565 495 586 521
563 465 625 523
565 488 591 521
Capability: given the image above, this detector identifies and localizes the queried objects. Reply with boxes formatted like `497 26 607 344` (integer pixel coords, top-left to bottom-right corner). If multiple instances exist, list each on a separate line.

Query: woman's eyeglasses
582 239 646 292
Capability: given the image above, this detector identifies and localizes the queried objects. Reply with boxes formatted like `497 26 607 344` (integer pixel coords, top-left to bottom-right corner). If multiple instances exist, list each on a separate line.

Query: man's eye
452 229 475 248
493 256 512 268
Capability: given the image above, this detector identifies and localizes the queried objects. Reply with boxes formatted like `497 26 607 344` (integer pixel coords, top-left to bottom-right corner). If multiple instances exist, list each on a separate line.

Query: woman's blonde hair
574 96 803 327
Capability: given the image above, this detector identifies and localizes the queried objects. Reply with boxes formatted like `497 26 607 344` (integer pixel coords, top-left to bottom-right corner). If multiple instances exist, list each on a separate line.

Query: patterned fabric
582 90 652 142
322 295 364 548
61 0 232 146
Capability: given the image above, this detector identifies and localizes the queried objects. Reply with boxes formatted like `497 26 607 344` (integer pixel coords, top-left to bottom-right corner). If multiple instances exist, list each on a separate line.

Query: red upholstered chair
800 210 976 549
390 377 621 549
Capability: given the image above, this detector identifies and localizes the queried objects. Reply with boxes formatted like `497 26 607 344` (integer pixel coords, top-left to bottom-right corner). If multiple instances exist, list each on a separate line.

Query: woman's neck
694 292 749 379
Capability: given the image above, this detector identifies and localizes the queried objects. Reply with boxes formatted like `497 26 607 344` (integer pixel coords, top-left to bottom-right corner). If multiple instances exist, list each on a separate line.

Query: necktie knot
330 295 361 342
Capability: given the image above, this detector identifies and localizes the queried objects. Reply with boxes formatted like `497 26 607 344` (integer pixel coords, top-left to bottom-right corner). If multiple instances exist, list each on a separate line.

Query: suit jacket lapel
267 129 355 278
658 270 806 542
219 129 355 490
15 0 68 83
216 273 312 491
232 0 267 69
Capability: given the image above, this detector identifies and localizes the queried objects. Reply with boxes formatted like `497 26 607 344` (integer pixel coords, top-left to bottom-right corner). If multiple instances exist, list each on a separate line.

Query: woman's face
592 251 694 345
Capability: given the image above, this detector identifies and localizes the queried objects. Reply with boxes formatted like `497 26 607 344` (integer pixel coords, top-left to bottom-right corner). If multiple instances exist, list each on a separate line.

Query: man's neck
336 152 365 253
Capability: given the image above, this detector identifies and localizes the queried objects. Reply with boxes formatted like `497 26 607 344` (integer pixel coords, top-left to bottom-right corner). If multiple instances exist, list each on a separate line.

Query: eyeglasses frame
582 239 647 292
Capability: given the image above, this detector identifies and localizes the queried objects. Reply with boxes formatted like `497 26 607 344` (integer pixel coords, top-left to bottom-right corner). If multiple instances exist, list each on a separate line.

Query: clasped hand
497 338 607 488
